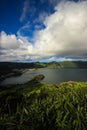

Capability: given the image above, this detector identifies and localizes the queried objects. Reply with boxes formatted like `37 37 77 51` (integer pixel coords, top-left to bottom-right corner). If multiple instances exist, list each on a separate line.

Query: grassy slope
0 81 87 130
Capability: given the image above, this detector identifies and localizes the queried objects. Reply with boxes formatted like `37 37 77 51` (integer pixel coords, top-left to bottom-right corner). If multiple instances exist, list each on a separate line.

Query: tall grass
0 81 87 130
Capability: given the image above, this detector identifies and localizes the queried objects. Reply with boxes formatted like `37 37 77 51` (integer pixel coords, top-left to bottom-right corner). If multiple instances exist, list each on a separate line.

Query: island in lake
0 61 87 81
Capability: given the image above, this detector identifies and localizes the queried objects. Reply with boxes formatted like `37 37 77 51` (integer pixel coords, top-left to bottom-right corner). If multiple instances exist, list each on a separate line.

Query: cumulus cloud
1 0 87 61
34 0 87 58
0 31 21 49
0 31 35 61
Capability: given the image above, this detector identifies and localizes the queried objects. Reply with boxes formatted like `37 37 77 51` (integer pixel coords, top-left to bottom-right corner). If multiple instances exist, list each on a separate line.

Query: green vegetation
1 61 87 81
60 61 77 68
0 61 87 72
30 74 45 83
46 61 61 68
0 79 87 130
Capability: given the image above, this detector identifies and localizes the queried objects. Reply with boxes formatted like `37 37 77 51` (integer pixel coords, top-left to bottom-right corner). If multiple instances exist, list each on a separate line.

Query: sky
0 0 87 62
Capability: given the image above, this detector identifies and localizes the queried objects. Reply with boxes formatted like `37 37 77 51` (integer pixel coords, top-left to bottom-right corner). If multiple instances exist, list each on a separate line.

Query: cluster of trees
0 81 87 130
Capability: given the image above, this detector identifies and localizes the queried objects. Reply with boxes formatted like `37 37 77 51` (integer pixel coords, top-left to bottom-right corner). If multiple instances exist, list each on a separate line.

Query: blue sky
0 0 56 35
0 0 21 34
0 0 87 62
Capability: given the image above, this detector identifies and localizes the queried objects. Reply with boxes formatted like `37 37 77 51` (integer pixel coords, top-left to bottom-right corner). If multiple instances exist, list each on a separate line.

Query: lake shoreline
0 68 87 85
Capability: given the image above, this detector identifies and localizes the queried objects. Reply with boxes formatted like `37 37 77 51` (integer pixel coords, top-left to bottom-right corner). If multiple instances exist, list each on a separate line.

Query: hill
0 61 87 81
0 61 87 71
0 80 87 130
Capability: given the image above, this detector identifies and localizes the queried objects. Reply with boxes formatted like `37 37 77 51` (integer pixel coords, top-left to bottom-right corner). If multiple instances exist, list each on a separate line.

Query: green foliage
0 81 87 130
30 74 45 83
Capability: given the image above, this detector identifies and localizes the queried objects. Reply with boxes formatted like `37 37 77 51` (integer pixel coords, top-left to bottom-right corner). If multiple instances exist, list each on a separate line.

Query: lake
1 68 87 85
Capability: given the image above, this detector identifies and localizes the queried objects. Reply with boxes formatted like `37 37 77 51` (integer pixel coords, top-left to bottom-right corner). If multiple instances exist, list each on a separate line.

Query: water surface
1 68 87 85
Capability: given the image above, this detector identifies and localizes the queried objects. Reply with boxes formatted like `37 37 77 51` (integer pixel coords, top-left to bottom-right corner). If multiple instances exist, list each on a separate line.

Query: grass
0 81 87 130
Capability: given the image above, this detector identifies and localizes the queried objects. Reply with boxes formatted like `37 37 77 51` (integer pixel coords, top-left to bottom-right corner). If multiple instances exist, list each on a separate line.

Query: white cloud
20 0 29 22
34 0 87 58
17 22 30 36
0 31 20 49
1 0 87 61
20 0 36 22
0 31 35 61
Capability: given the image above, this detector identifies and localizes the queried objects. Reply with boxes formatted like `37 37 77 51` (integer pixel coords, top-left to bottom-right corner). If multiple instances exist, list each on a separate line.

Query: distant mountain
62 61 87 68
46 61 87 68
0 61 87 73
0 61 87 81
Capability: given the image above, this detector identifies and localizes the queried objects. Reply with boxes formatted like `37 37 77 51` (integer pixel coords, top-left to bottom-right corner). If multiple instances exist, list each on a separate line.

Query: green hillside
0 79 87 130
46 61 61 68
60 61 77 68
